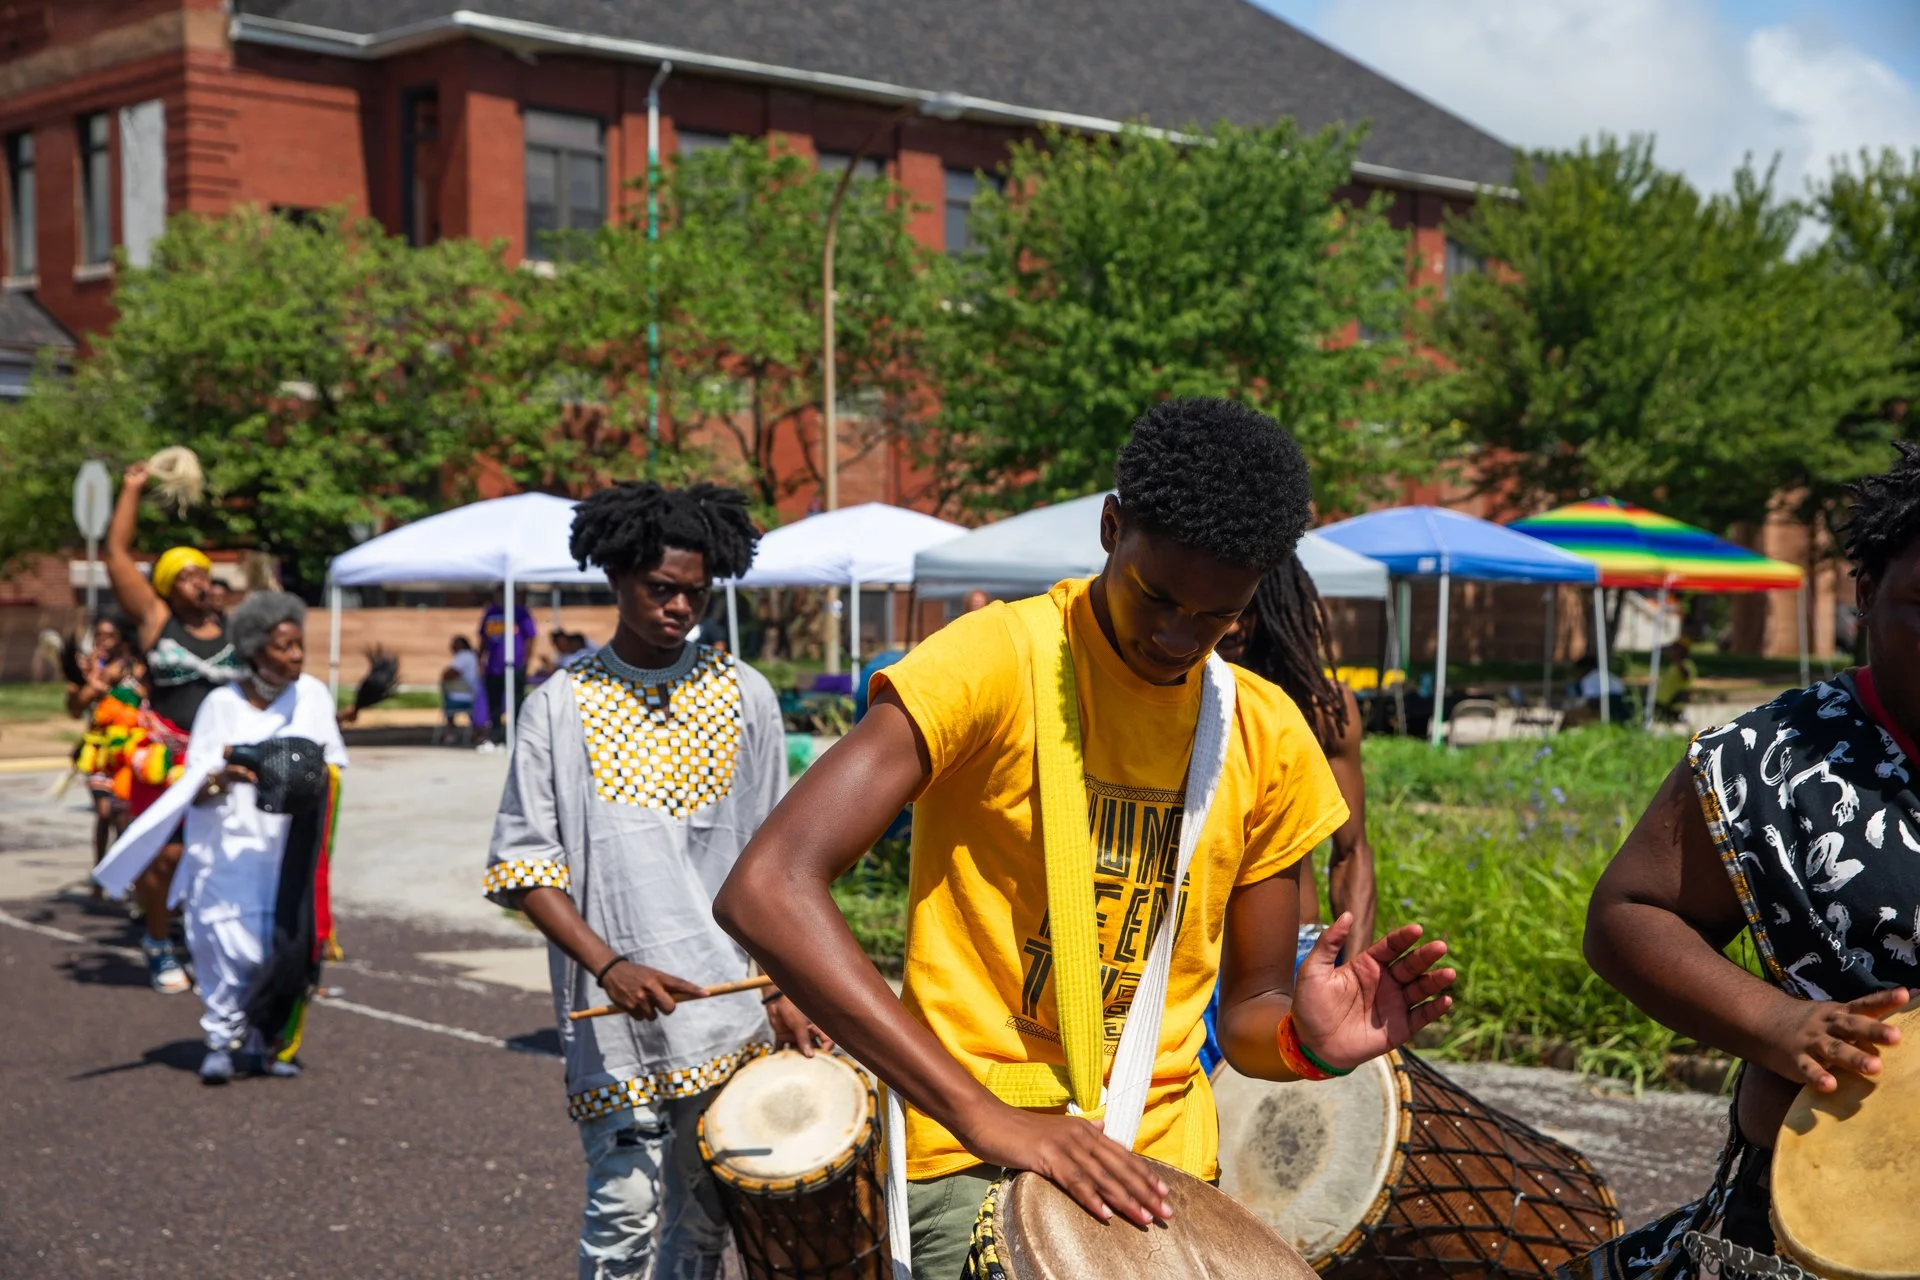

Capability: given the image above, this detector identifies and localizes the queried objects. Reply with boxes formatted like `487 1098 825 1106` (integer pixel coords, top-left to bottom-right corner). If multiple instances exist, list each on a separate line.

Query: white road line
0 906 559 1060
321 997 557 1057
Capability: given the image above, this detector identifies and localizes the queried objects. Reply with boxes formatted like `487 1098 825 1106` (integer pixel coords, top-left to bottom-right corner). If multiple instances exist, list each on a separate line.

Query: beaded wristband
1276 1013 1353 1080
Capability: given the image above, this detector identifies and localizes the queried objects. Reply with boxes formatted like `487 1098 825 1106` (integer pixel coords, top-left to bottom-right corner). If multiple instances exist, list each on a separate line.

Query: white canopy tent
327 492 603 747
911 492 1391 601
722 503 965 663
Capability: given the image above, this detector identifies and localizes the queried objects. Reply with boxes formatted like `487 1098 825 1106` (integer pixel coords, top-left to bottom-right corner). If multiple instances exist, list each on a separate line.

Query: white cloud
1312 0 1920 198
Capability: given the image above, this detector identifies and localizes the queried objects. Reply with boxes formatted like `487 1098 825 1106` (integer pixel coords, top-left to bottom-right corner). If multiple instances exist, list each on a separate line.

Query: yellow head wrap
151 547 211 601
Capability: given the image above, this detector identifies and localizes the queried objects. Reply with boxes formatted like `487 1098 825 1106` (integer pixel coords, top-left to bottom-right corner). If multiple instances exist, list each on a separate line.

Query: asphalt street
0 748 1732 1277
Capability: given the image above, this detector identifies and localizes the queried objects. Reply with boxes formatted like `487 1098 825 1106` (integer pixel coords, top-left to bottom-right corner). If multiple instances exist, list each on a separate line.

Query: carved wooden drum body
699 1051 892 1280
1214 1050 1621 1277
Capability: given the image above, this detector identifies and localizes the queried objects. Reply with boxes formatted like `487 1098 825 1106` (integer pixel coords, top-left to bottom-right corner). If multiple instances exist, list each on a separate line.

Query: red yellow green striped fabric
1509 498 1804 592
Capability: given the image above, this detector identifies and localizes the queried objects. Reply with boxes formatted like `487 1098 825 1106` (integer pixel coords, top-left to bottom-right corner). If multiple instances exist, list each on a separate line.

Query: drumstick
568 973 775 1021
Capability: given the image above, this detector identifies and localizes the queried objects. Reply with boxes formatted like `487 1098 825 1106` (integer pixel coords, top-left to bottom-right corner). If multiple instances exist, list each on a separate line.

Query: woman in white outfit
178 592 348 1083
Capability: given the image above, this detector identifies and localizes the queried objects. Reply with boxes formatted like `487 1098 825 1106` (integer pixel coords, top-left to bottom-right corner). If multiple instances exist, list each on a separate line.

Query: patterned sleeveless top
146 614 242 731
1688 672 1920 1002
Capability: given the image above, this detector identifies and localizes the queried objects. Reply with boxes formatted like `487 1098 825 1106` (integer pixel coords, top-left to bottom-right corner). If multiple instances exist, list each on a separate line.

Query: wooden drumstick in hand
569 973 775 1021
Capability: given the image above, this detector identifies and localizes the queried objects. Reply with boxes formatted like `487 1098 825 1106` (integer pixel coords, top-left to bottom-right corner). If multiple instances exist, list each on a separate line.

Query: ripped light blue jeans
577 1091 731 1280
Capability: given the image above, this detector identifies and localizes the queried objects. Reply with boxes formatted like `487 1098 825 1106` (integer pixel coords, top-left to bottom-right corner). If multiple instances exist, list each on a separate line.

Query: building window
524 109 605 262
78 112 110 266
1443 236 1481 299
676 130 735 157
943 168 1001 257
5 132 34 278
818 152 882 182
401 87 440 248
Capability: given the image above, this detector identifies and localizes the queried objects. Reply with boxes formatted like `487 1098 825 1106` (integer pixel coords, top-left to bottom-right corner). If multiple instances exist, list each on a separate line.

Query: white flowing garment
96 674 347 1047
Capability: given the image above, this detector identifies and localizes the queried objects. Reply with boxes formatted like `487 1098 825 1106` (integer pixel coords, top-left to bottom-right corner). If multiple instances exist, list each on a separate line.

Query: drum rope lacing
1681 1231 1814 1279
884 596 1236 1280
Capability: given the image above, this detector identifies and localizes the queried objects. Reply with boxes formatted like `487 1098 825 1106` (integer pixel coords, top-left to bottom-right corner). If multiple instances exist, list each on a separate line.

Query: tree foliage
1431 135 1908 532
1814 146 1920 394
929 122 1444 514
0 207 536 586
507 138 948 516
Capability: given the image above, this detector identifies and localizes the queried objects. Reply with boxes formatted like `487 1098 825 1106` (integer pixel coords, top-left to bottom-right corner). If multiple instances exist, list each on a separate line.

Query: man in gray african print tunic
486 640 785 1279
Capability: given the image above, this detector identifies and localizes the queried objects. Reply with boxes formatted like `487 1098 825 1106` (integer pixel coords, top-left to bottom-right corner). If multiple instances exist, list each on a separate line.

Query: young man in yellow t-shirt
715 399 1456 1277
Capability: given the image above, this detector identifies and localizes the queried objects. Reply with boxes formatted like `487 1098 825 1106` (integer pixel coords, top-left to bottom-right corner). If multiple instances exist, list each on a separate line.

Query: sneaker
142 936 190 995
199 1048 234 1085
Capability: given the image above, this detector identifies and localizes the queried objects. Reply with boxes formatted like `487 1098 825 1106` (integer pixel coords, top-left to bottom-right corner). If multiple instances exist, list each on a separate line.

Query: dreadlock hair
569 482 760 580
1113 398 1311 570
1239 556 1349 745
1841 440 1920 583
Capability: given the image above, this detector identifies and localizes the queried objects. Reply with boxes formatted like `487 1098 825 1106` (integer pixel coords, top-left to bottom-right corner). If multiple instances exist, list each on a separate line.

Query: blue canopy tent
1317 507 1602 743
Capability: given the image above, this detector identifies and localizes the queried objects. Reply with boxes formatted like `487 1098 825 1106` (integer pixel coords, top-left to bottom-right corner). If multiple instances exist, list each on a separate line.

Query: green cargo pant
905 1165 1004 1280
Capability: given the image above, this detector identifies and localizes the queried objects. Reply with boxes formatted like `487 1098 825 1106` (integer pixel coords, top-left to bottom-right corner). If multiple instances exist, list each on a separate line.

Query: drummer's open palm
1291 915 1456 1071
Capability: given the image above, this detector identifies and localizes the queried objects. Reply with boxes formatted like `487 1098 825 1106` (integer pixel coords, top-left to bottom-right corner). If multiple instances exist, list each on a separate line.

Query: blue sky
1250 0 1920 196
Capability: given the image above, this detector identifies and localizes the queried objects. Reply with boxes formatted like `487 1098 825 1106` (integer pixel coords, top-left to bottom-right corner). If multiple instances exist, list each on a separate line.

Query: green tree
1813 146 1920 398
1432 135 1906 533
928 122 1443 514
0 206 537 586
506 138 949 515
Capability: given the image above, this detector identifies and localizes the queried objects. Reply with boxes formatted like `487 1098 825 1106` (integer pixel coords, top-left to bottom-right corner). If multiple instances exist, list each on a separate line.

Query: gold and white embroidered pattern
482 858 572 904
567 1043 771 1122
571 648 744 817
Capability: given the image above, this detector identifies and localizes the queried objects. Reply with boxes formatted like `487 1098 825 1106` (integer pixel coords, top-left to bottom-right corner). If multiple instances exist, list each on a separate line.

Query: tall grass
832 727 1746 1086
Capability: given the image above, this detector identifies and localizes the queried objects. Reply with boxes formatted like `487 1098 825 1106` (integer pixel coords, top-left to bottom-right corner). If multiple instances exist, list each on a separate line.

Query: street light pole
820 91 964 674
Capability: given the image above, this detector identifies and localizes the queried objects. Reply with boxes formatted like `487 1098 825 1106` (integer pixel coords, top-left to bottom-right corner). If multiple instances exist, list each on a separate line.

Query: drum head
1772 1002 1920 1280
999 1160 1317 1279
702 1051 871 1184
1212 1054 1400 1261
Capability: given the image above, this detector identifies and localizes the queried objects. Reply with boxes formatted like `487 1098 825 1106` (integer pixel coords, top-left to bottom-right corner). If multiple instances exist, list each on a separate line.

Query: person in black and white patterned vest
1575 442 1920 1277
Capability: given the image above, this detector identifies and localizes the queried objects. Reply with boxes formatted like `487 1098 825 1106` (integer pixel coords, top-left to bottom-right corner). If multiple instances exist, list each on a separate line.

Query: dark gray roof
235 0 1517 188
0 291 76 354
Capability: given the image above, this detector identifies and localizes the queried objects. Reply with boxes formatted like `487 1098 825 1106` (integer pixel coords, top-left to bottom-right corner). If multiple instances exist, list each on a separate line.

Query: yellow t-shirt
875 578 1348 1180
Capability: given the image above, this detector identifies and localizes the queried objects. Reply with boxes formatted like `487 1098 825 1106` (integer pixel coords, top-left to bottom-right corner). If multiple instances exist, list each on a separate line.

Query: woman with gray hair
97 591 349 1084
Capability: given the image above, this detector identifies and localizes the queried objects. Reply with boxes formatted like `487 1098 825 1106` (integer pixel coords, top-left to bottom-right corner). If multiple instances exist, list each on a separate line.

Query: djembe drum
698 1051 891 1280
963 1157 1318 1280
1767 1001 1920 1280
1214 1050 1621 1277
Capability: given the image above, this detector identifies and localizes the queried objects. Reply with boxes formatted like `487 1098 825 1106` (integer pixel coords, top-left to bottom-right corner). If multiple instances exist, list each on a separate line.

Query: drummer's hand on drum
1762 987 1910 1094
765 995 833 1058
1292 914 1457 1072
961 1106 1174 1228
602 961 706 1021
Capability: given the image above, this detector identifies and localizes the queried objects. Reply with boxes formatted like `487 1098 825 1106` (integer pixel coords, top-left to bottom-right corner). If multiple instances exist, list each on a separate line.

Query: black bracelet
594 955 627 984
761 989 784 1005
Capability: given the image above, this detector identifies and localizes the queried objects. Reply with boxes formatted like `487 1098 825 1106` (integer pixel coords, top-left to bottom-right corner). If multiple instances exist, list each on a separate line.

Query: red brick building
25 4 1839 672
1 0 1511 384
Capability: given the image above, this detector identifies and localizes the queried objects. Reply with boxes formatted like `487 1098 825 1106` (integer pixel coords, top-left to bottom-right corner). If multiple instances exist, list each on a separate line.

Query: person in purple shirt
478 590 538 745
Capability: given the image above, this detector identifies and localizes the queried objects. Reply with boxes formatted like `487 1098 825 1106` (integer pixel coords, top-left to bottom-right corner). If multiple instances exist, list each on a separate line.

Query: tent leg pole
1387 580 1406 735
505 575 516 755
1645 585 1668 731
849 579 861 669
551 587 562 633
1797 586 1811 689
328 581 342 704
1431 572 1450 748
885 586 896 651
1594 588 1610 726
1396 579 1412 682
726 583 740 657
1541 587 1555 707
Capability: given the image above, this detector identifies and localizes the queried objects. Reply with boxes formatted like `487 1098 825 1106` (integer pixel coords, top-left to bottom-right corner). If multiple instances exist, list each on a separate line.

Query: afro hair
569 482 760 580
1113 398 1312 570
1841 440 1920 583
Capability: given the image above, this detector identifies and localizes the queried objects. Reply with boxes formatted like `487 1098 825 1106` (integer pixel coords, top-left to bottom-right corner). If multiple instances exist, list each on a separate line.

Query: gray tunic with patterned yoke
484 643 786 1122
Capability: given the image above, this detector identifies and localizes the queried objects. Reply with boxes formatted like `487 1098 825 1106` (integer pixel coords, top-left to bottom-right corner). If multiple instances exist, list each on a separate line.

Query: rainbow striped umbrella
1508 498 1803 592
